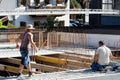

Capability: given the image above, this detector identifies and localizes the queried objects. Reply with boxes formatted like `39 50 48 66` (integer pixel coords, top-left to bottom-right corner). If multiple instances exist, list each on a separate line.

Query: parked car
70 22 78 27
70 19 79 27
70 19 84 27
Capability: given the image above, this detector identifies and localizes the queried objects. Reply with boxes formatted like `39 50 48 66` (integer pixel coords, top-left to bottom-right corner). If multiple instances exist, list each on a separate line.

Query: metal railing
0 9 119 16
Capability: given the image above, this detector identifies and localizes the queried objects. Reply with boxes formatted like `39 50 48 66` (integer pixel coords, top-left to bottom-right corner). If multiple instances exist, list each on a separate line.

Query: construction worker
91 41 113 71
16 24 38 77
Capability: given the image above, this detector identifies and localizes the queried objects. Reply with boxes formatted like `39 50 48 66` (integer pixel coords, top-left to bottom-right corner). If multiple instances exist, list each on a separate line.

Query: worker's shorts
20 49 30 66
91 62 108 71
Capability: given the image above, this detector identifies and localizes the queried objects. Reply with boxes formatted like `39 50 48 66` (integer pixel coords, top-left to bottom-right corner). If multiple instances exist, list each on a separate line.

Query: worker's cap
26 24 35 30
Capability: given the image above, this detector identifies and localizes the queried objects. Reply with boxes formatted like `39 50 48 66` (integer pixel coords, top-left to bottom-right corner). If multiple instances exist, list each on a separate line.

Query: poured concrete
0 43 95 58
1 69 120 80
0 48 64 58
27 69 120 80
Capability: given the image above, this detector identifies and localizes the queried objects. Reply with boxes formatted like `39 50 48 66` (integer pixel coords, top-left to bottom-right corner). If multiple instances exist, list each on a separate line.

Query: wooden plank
65 52 93 57
34 55 67 65
0 64 30 74
0 16 8 22
1 58 66 72
38 32 44 48
59 54 93 63
67 60 90 68
0 64 4 70
5 66 28 74
47 32 50 48
34 55 90 68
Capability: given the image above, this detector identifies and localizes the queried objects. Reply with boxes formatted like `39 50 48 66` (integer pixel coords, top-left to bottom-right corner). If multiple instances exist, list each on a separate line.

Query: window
102 0 113 9
57 0 63 4
20 21 26 28
113 0 120 9
17 0 28 7
34 21 40 28
44 0 49 5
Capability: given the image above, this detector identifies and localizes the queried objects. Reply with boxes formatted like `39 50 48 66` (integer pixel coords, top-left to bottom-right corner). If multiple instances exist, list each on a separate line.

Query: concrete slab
21 69 120 80
50 46 95 56
0 43 95 58
1 69 119 80
0 48 64 58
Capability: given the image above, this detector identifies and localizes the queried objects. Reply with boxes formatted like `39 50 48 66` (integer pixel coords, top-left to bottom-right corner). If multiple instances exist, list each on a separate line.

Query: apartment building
16 0 68 28
0 0 119 28
0 0 68 28
89 0 120 25
101 0 120 25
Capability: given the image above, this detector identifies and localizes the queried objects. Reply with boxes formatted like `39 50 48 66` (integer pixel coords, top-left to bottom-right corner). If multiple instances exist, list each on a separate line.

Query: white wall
58 32 120 48
0 0 17 11
14 15 47 27
86 34 120 48
102 0 113 9
15 15 34 27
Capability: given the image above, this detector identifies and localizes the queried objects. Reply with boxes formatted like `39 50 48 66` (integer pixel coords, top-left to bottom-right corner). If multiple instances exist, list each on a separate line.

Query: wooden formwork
0 52 120 76
47 31 61 48
0 32 21 43
1 30 120 76
0 31 88 49
32 31 44 48
46 32 87 48
0 54 91 75
0 31 44 48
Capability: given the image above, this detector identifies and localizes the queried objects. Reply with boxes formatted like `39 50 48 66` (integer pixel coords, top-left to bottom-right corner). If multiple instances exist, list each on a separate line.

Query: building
0 0 69 28
89 0 120 26
0 0 119 28
89 0 102 26
101 0 120 25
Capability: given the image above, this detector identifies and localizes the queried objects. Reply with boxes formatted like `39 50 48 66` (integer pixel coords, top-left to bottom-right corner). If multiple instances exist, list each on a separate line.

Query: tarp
0 21 7 28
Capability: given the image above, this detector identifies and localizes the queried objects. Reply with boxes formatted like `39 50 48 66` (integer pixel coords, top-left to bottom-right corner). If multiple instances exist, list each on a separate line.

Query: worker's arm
94 50 99 63
110 52 113 60
94 53 99 63
16 35 21 48
27 33 38 52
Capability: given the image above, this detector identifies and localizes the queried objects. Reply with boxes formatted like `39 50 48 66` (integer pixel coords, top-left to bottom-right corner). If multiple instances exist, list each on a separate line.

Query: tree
47 16 55 27
46 16 60 27
34 0 40 6
70 0 82 9
7 23 16 28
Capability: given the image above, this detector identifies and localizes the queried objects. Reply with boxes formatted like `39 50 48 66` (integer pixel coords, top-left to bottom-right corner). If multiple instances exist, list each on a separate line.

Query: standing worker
91 41 113 71
16 24 38 77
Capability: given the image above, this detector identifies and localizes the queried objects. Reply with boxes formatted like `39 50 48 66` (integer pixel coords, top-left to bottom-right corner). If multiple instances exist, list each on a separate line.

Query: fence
1 30 120 57
47 31 87 48
0 31 44 48
0 30 88 51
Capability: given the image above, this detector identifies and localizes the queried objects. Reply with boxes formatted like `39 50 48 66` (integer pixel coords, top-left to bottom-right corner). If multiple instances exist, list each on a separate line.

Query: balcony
28 0 66 9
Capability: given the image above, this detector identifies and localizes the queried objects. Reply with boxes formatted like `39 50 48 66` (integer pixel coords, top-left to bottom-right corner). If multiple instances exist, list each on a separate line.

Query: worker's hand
35 47 38 53
16 44 20 48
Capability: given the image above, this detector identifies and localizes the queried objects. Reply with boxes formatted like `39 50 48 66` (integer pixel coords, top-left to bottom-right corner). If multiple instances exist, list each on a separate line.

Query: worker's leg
27 63 31 72
18 64 24 76
26 63 32 77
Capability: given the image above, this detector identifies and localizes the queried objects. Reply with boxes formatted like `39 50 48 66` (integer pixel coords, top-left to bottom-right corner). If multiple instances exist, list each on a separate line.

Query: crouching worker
16 24 38 77
91 41 113 72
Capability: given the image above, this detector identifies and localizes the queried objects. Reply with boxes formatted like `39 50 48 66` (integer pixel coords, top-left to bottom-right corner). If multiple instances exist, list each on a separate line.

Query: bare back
20 32 30 49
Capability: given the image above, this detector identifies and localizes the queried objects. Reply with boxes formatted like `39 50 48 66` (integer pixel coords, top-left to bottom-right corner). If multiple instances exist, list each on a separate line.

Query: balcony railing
0 9 119 16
